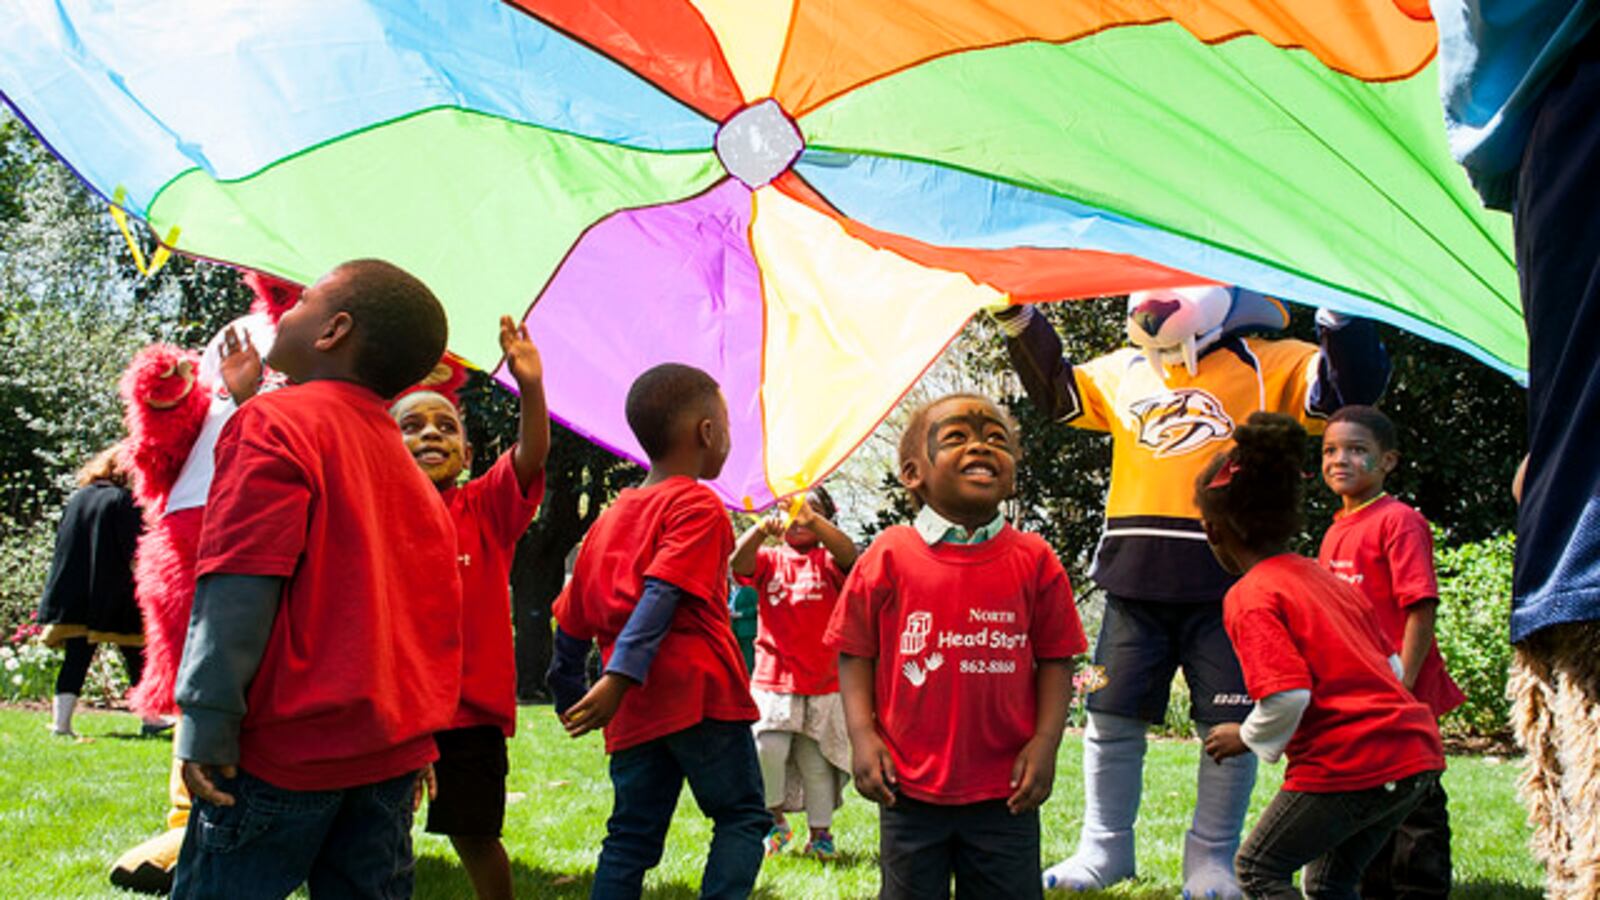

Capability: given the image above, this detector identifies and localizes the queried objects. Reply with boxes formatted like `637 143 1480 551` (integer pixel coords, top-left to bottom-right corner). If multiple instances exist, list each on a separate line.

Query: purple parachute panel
504 178 772 507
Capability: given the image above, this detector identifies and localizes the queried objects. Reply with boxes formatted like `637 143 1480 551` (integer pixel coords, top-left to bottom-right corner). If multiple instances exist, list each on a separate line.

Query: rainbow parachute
0 1 1520 509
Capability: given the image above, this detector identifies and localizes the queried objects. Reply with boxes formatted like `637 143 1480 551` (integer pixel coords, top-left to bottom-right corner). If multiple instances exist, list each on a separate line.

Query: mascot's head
1126 285 1289 376
243 270 302 324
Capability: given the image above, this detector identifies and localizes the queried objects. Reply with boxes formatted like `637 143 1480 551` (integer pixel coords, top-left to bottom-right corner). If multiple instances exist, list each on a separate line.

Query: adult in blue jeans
1432 4 1600 897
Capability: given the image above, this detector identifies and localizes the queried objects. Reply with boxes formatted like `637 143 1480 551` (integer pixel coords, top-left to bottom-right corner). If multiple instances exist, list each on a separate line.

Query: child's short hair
625 363 721 461
806 484 838 521
1328 405 1398 451
896 393 1019 507
1194 412 1306 551
325 259 449 398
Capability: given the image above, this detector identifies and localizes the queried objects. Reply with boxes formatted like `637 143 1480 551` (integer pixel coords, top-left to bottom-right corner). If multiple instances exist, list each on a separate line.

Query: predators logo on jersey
1128 388 1235 458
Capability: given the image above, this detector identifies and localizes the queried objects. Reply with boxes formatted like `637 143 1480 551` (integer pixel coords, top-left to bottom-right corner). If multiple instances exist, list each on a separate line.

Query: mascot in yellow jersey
995 287 1389 898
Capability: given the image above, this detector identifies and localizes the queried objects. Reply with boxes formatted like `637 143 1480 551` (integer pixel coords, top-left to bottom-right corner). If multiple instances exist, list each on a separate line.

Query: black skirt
37 482 145 645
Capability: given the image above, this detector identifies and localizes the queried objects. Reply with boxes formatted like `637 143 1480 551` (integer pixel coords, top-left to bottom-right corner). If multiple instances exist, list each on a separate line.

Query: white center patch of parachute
715 99 803 189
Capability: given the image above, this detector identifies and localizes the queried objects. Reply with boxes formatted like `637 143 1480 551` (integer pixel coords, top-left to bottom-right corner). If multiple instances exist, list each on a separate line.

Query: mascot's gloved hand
987 302 1036 338
1314 307 1353 330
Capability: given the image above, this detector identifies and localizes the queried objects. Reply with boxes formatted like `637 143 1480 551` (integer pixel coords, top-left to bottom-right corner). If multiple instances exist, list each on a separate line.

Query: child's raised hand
561 672 630 738
1203 723 1249 763
850 731 898 807
218 325 262 404
759 513 787 538
499 315 543 388
1007 735 1057 813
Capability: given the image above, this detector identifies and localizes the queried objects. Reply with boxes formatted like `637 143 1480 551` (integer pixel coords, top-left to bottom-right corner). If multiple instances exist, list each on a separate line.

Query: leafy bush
1434 531 1515 736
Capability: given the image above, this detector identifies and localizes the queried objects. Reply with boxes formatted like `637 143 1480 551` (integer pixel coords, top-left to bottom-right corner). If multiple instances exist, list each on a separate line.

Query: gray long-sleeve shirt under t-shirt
173 573 282 765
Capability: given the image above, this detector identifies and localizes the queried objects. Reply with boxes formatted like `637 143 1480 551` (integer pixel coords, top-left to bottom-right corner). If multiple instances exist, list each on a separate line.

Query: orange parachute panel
512 0 744 120
774 0 1438 115
774 173 1216 302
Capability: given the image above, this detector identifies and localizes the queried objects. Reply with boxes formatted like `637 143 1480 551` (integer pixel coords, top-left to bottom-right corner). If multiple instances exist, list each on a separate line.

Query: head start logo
900 611 932 657
1128 388 1234 458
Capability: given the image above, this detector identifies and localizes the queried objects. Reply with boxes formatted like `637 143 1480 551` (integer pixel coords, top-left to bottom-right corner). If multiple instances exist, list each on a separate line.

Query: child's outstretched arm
1207 689 1311 764
1009 658 1071 814
561 577 689 737
731 516 784 578
794 501 859 572
174 573 283 806
839 653 896 806
499 315 550 491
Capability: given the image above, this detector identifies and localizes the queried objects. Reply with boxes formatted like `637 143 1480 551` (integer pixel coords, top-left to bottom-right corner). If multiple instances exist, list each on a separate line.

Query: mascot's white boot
1044 712 1145 891
1182 724 1256 900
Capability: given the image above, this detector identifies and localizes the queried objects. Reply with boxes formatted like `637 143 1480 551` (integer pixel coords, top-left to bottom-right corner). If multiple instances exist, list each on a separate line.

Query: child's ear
1381 448 1400 475
314 310 355 352
463 439 474 470
898 457 923 493
696 416 715 450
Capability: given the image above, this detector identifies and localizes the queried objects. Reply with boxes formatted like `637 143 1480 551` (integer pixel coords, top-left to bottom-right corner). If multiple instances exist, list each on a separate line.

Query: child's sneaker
804 835 837 861
763 822 793 857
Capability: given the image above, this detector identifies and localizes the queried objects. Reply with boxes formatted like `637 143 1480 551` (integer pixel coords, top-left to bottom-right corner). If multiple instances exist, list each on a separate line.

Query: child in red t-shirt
1318 404 1462 897
171 260 462 899
1196 412 1446 899
548 363 767 898
390 317 548 900
730 484 857 861
825 392 1086 900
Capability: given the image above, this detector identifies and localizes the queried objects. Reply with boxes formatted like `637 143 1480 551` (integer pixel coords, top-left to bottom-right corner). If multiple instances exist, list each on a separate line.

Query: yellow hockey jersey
1007 314 1381 602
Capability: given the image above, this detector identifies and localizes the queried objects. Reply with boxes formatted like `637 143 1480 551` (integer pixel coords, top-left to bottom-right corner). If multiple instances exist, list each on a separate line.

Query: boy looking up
1318 405 1462 898
549 363 767 900
825 393 1087 900
390 316 549 900
171 259 462 900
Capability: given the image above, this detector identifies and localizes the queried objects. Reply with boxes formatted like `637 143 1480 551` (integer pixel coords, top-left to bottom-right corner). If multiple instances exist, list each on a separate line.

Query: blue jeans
171 768 420 900
592 718 767 900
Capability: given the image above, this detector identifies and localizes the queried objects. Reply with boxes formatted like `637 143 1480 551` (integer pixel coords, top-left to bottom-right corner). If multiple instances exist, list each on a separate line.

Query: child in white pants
731 486 856 858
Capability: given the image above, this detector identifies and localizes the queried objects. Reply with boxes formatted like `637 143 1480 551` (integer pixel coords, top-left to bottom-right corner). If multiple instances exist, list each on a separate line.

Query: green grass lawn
0 706 1541 899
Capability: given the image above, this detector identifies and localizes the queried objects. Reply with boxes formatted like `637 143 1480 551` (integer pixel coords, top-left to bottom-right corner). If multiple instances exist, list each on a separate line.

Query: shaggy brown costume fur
1510 620 1600 900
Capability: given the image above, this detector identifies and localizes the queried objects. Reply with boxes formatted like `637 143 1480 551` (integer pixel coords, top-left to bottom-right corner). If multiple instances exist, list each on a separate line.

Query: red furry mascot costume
108 271 299 893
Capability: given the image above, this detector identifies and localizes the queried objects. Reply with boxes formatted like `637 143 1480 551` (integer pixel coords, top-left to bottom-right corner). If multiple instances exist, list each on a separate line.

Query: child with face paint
1318 405 1462 898
389 316 549 900
730 485 858 860
1195 413 1444 899
825 393 1087 899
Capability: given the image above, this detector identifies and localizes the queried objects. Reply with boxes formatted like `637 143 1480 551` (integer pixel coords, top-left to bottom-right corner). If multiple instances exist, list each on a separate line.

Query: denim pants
1235 771 1440 900
878 796 1042 900
591 718 768 900
1358 776 1451 899
171 768 420 900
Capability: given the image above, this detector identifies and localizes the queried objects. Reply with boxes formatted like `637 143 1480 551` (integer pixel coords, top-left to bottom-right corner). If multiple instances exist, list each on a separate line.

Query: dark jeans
878 796 1042 900
592 718 767 900
1359 777 1451 899
171 768 419 900
1086 596 1252 724
1236 771 1439 900
55 637 143 695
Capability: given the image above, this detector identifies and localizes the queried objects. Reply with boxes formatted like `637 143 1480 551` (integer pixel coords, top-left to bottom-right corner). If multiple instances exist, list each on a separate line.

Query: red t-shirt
1318 496 1465 717
197 380 463 791
443 450 543 736
824 525 1086 805
1225 554 1445 793
742 544 846 695
552 477 756 753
